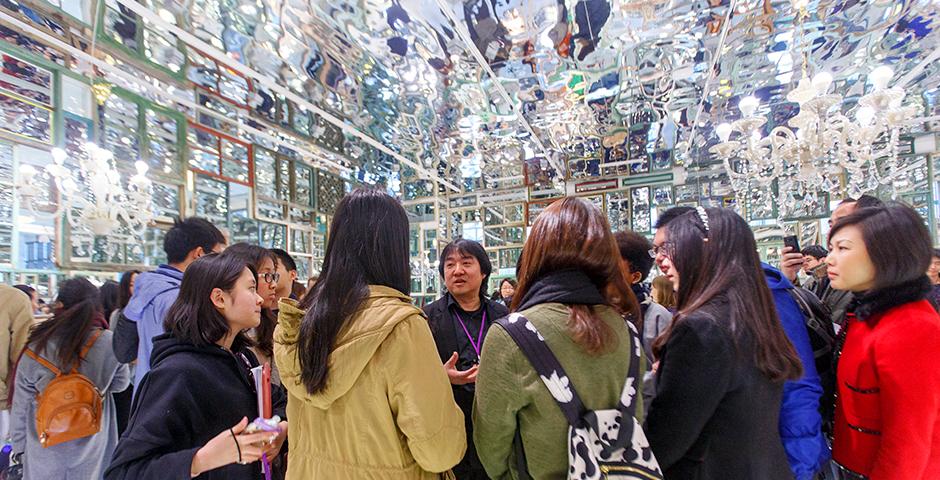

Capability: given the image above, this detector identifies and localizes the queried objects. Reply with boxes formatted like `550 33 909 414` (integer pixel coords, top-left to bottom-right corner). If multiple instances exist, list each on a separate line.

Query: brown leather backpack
23 330 104 448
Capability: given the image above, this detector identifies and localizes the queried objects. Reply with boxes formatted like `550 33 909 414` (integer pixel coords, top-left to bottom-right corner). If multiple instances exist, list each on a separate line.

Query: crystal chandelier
16 143 155 239
709 65 919 218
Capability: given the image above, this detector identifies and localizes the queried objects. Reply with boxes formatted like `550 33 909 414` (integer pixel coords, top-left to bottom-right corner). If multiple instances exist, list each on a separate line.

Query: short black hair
655 206 695 230
801 245 828 259
829 202 931 295
933 248 940 259
163 217 226 264
855 194 883 209
12 284 35 300
438 239 493 297
614 231 655 281
270 248 297 272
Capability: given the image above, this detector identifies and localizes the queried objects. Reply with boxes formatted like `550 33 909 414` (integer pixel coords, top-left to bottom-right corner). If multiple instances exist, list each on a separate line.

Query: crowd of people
0 189 937 480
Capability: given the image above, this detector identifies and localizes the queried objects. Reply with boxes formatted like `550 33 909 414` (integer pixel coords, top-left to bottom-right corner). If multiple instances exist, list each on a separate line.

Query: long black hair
164 253 256 352
118 270 141 310
27 277 102 368
100 281 120 322
652 208 803 382
222 243 279 357
297 188 411 394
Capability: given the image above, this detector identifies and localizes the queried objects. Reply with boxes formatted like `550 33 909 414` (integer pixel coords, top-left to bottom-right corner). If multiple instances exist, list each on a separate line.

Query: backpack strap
495 313 586 428
80 330 104 360
23 349 62 377
23 329 104 377
787 287 835 357
71 329 104 374
618 320 643 416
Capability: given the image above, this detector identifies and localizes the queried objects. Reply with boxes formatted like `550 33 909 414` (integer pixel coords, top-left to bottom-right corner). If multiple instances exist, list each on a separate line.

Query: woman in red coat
827 202 940 479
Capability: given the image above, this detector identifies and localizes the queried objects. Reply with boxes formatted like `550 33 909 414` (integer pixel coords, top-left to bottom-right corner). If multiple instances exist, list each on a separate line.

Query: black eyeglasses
648 243 674 259
260 272 281 284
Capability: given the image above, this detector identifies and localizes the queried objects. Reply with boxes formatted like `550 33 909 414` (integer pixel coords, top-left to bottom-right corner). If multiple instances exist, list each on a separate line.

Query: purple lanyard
453 309 487 358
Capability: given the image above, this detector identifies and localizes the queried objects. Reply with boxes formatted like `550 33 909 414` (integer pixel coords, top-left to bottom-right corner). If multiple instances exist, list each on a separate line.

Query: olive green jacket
473 303 644 479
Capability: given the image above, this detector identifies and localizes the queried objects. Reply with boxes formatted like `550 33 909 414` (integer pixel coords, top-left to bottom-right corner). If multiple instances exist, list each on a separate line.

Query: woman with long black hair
11 278 130 479
274 188 465 479
105 254 287 479
220 243 281 385
645 207 803 479
109 269 140 436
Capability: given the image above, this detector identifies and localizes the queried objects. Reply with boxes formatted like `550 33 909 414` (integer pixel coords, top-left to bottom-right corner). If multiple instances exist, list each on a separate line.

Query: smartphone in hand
783 235 800 254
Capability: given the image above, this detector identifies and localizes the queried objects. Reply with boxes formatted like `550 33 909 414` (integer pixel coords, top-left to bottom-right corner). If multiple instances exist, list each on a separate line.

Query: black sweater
644 298 791 480
104 334 286 480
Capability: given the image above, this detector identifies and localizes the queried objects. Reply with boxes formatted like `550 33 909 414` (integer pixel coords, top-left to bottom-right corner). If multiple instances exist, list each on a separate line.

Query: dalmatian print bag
496 313 663 480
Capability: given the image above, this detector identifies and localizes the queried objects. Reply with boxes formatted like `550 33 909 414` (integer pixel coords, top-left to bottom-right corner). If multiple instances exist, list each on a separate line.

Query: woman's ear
210 287 227 312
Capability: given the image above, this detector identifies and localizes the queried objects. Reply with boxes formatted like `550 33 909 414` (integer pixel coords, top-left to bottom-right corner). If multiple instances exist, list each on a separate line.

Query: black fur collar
851 276 931 322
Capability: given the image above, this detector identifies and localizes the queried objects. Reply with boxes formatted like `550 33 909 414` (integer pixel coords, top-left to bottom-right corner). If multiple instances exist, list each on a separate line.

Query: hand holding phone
783 235 800 254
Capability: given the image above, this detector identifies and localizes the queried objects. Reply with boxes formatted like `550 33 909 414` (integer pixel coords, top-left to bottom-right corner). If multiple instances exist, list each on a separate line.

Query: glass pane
294 163 313 207
311 235 325 272
188 53 218 90
61 76 93 118
104 4 140 51
103 94 139 161
194 175 228 224
606 191 630 234
291 229 311 254
260 222 287 249
403 180 434 200
146 109 180 175
220 139 249 183
0 53 52 105
505 204 524 223
219 69 249 103
143 28 184 73
196 93 239 135
254 148 277 198
292 109 311 135
631 187 651 233
484 206 504 226
0 93 51 143
277 157 291 201
651 150 671 171
144 227 167 265
230 209 258 244
652 185 673 206
256 199 286 222
64 116 91 163
189 148 219 173
152 182 181 218
499 248 521 271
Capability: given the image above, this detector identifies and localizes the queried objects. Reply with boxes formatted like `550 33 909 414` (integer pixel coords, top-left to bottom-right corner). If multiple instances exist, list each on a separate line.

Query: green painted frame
104 86 188 185
95 0 187 82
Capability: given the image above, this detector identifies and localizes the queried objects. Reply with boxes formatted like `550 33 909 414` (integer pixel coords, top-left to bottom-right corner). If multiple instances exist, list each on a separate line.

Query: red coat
833 300 940 479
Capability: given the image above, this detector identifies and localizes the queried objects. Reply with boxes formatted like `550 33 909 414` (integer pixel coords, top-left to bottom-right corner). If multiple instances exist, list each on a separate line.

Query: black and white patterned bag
496 313 663 480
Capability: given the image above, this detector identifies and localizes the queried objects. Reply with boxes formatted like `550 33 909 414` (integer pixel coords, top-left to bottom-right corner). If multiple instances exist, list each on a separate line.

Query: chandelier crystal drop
709 66 919 219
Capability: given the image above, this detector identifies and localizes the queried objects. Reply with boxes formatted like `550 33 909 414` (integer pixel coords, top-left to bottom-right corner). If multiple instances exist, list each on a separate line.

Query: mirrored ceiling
126 0 939 191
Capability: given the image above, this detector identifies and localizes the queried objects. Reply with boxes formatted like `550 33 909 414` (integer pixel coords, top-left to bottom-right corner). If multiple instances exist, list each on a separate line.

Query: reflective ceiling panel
167 0 939 191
